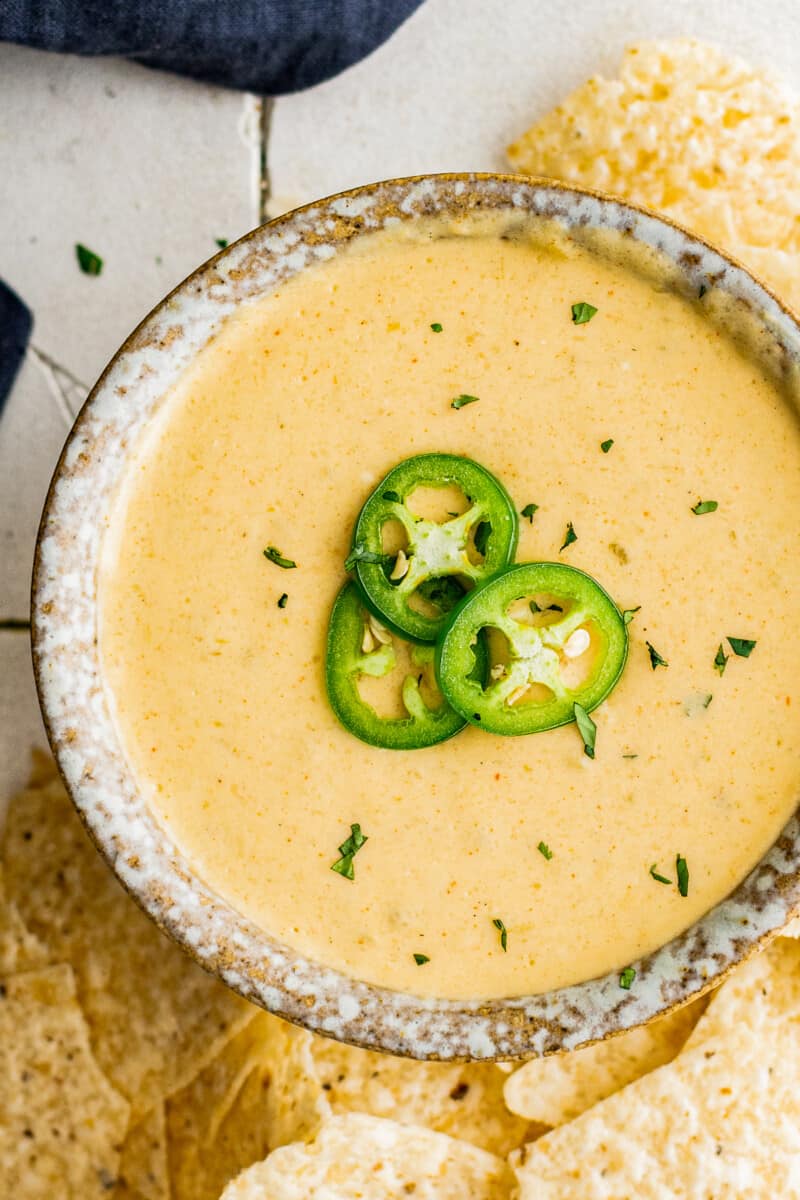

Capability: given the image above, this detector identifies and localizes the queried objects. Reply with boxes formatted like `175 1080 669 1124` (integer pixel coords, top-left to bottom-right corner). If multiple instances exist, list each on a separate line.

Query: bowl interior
32 173 800 1059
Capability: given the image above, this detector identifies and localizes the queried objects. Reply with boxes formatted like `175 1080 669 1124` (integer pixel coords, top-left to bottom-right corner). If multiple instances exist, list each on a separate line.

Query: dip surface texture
100 223 800 1000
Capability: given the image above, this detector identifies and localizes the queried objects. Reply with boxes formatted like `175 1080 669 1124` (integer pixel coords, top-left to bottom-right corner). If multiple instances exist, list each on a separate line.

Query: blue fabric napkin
0 0 425 94
0 281 32 419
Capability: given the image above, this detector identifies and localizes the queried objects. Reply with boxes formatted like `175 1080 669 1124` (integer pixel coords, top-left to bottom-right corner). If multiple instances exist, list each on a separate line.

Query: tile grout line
258 97 274 224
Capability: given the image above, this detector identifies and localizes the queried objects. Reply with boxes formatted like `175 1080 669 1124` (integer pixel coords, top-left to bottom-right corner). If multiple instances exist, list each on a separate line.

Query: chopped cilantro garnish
277 593 288 609
728 637 757 658
474 521 492 556
537 841 553 861
492 918 508 952
430 322 443 333
331 823 368 881
451 394 480 410
413 953 430 965
714 644 728 676
649 864 672 885
646 642 668 670
691 499 718 515
619 966 636 989
676 854 689 897
215 238 229 249
560 522 577 552
622 607 641 626
382 489 401 503
571 301 598 325
600 439 614 453
573 701 596 759
521 503 539 523
263 546 297 569
344 543 390 572
622 753 639 759
702 693 713 708
75 244 103 276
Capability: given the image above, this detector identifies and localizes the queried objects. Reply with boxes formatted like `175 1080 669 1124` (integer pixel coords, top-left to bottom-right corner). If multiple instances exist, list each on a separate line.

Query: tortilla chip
311 1036 532 1155
508 38 800 314
220 1113 515 1199
503 995 706 1126
167 1012 283 1200
513 938 800 1197
0 864 46 974
0 963 130 1198
114 1106 168 1200
260 1017 333 1147
2 773 252 1117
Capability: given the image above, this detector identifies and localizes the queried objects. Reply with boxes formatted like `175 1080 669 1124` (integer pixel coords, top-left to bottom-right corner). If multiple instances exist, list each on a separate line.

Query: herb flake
492 918 508 952
646 642 668 670
691 499 718 515
619 966 636 990
451 394 480 410
571 301 598 325
331 823 368 881
538 841 554 861
344 543 390 572
560 522 577 552
600 439 614 453
714 644 728 676
277 593 288 609
474 521 492 556
573 701 596 759
263 546 297 570
649 864 672 885
622 606 641 626
676 854 689 897
521 503 539 523
413 953 430 965
215 237 229 249
75 243 103 276
430 322 443 333
728 637 757 658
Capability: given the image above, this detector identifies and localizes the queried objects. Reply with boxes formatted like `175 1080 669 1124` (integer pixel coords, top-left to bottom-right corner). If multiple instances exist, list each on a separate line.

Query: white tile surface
0 44 261 386
0 632 48 815
268 0 800 215
0 352 75 618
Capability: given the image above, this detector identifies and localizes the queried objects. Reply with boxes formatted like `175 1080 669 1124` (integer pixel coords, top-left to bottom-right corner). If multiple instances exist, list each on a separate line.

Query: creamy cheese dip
100 220 800 1000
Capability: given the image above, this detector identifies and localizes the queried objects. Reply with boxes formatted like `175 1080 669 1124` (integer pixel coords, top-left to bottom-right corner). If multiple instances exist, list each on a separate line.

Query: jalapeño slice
349 453 518 643
436 562 628 736
326 582 485 749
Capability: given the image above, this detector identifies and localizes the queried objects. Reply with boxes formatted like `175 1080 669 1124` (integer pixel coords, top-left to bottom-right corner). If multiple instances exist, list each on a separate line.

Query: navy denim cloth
0 0 425 94
0 281 32 418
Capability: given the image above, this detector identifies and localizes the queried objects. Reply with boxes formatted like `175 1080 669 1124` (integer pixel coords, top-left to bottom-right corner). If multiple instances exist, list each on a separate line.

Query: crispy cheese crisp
114 1106 168 1200
503 995 706 1126
310 1036 533 1155
508 39 800 314
0 963 130 1199
220 1113 515 1200
1 775 252 1117
512 939 800 1197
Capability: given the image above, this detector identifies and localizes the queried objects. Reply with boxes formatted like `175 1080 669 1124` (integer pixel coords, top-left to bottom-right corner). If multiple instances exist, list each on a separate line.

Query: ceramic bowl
31 174 800 1060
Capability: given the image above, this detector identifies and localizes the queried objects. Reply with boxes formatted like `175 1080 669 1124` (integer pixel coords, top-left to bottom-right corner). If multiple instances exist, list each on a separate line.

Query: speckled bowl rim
31 173 800 1061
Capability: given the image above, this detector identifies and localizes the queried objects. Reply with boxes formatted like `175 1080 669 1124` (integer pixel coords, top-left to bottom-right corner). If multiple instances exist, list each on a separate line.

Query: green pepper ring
350 453 519 644
435 562 628 736
326 581 487 750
